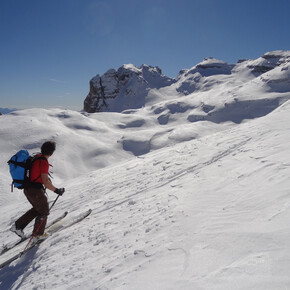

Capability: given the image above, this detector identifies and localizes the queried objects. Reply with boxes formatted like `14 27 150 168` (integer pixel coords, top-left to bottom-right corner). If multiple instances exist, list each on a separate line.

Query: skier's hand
54 188 65 196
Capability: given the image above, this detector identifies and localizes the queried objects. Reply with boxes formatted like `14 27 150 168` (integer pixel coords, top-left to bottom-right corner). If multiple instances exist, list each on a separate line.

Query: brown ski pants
15 186 50 236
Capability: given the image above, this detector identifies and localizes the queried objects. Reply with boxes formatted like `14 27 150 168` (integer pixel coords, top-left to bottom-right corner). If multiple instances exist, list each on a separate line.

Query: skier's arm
41 173 56 192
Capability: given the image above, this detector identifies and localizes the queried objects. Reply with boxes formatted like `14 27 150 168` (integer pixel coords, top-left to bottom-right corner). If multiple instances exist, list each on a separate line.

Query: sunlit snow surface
1 52 290 289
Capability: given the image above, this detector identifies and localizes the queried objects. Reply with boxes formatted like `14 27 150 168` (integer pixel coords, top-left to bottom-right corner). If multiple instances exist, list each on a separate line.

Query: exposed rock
180 58 234 78
246 50 290 74
84 50 290 114
175 58 235 95
84 64 175 113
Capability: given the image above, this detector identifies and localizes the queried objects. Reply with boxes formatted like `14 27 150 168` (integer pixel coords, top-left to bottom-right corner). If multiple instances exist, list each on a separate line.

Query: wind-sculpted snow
0 105 235 182
1 50 290 289
1 100 290 289
84 50 290 117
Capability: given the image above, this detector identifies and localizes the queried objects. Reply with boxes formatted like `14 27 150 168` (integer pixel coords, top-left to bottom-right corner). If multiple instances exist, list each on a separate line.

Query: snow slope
1 100 290 289
1 50 290 289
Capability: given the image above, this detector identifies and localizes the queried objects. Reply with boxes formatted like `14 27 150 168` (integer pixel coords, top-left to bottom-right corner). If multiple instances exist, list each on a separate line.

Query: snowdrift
1 100 290 289
1 50 290 289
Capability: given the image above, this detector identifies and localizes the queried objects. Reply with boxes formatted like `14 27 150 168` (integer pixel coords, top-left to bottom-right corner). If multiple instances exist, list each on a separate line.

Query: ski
0 209 91 269
47 211 69 228
0 211 68 256
46 209 92 235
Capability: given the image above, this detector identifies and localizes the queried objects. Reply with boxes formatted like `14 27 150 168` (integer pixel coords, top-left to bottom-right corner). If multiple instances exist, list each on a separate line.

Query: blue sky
1 0 290 110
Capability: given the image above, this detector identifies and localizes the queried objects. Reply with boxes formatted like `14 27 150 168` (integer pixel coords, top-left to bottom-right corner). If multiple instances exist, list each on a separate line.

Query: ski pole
23 195 60 252
49 194 60 210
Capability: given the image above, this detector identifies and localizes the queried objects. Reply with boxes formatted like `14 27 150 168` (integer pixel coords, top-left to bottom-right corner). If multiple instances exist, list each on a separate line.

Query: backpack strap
8 160 27 168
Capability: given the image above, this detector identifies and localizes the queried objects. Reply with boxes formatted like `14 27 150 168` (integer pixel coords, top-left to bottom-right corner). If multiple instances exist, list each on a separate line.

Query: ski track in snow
1 53 290 288
1 102 290 289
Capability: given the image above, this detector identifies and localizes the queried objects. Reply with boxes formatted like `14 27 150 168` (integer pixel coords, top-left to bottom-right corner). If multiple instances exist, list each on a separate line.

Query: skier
10 141 65 242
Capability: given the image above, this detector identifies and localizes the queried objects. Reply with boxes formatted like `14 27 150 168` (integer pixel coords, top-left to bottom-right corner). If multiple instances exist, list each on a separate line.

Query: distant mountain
2 71 290 289
84 64 174 113
84 50 290 121
0 108 18 114
2 51 290 289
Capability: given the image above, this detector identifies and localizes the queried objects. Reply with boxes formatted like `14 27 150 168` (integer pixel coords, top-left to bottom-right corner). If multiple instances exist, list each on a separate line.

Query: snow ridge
84 50 290 117
1 50 290 289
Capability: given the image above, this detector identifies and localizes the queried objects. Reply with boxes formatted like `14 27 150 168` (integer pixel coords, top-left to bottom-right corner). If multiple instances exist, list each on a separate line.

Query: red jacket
30 155 49 184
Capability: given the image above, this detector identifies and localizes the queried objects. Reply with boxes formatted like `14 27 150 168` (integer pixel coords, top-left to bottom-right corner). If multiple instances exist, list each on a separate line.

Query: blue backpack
8 150 32 191
7 150 46 191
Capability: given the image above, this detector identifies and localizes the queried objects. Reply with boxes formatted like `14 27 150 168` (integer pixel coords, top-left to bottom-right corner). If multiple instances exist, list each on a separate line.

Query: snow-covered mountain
84 51 290 122
0 108 18 114
84 64 174 113
1 50 290 289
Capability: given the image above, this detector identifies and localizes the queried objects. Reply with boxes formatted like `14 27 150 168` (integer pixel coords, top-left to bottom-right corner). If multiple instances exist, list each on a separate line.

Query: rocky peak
180 58 234 78
84 50 290 113
175 58 235 95
246 50 290 74
84 64 174 113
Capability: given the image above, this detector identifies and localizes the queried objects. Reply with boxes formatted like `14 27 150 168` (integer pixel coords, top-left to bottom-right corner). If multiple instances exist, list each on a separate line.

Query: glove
54 188 65 196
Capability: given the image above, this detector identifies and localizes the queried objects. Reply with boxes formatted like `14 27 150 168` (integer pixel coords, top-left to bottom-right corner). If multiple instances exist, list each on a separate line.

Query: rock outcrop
84 50 290 113
84 64 174 113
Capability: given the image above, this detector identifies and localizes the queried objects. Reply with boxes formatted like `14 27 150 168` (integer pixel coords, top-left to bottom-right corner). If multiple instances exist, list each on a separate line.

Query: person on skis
10 141 65 242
